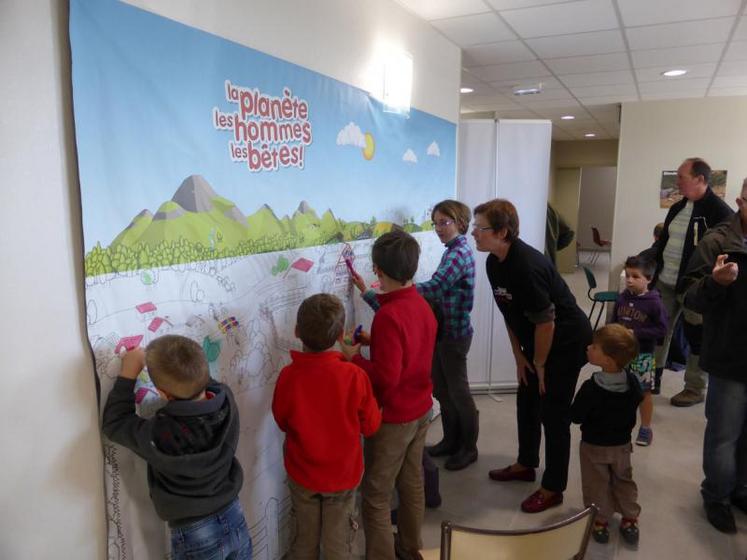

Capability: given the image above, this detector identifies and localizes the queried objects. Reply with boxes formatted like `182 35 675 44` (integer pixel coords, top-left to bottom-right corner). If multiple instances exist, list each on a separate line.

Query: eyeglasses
472 225 493 232
431 219 455 228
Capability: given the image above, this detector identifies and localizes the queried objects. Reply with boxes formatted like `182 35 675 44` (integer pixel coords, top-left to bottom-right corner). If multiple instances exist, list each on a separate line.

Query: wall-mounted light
460 87 474 94
584 133 596 138
661 69 688 77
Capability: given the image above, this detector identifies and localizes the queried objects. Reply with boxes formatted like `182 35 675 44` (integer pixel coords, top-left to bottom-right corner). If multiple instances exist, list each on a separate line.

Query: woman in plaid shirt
354 200 479 471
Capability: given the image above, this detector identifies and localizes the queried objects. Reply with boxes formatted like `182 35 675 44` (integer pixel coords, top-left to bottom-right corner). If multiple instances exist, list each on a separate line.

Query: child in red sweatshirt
272 293 381 560
340 230 438 560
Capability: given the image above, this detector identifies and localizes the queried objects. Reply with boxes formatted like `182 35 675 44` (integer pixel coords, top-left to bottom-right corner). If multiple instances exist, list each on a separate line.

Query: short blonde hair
593 324 639 370
146 335 209 399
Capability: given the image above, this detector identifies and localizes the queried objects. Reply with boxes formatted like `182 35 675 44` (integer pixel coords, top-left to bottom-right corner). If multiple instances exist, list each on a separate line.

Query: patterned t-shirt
660 201 694 286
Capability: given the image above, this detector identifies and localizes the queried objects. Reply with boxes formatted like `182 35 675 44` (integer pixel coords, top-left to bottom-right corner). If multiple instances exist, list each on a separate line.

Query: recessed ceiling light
560 115 575 120
460 87 474 94
584 133 596 138
662 69 688 77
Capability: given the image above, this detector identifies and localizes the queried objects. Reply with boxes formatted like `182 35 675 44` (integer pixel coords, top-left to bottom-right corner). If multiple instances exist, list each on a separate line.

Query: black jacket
654 187 732 293
571 371 643 446
683 212 747 382
102 378 243 523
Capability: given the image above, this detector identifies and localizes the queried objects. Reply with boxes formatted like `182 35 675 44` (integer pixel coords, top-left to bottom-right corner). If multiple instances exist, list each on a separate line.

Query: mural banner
70 1 455 557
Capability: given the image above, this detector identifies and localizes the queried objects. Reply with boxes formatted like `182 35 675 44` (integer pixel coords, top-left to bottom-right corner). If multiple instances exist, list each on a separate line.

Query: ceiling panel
717 60 747 76
545 52 631 74
469 60 551 81
630 43 726 68
635 63 718 83
551 127 575 141
462 41 537 66
723 40 747 61
558 70 634 87
711 75 747 88
617 0 742 27
487 0 576 9
431 13 516 46
624 18 735 51
514 98 583 109
576 94 638 104
708 87 747 96
735 17 747 41
525 29 626 59
568 83 637 97
488 76 564 89
499 0 619 39
393 0 489 21
638 78 710 94
640 91 709 100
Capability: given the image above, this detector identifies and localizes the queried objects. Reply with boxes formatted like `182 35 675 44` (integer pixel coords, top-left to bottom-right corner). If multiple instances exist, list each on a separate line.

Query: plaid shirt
362 235 475 339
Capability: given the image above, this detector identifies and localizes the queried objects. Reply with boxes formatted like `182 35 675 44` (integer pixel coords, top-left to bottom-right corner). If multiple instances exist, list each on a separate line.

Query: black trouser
432 334 479 451
516 353 582 493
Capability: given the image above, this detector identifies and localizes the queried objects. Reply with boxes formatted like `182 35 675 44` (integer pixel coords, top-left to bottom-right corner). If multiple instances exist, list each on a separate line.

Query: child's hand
356 330 371 346
713 254 738 286
351 271 367 294
120 347 146 380
339 339 361 361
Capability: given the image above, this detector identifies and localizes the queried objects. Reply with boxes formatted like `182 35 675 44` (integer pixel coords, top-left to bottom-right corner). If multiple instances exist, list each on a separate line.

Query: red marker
344 256 356 275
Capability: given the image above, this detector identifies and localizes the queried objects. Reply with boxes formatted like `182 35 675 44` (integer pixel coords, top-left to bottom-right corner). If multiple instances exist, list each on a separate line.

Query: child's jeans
170 498 252 560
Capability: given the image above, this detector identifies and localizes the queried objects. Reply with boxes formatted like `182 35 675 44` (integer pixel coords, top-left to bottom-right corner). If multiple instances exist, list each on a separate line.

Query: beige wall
551 168 582 273
610 96 747 286
553 139 619 168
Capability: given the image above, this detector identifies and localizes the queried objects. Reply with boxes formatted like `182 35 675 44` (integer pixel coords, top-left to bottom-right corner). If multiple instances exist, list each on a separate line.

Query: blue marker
352 325 363 344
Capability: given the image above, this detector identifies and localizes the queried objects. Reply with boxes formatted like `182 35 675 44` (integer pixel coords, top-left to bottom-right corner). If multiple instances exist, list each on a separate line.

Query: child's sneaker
635 426 653 446
619 518 639 545
591 522 609 544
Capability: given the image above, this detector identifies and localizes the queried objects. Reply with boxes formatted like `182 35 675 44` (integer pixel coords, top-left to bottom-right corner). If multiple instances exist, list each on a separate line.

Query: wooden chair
582 265 617 329
421 506 597 560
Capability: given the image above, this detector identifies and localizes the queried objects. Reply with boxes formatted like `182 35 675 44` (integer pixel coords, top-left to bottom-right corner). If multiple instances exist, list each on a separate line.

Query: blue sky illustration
70 0 456 251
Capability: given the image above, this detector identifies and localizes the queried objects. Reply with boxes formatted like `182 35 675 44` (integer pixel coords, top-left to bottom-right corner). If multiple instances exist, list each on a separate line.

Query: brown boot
670 388 704 407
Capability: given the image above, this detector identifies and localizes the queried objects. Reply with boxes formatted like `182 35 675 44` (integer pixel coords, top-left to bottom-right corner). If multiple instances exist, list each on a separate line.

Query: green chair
582 266 618 329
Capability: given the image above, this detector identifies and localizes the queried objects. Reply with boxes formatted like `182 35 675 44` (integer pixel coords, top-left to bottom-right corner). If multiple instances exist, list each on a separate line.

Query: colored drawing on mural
70 1 456 558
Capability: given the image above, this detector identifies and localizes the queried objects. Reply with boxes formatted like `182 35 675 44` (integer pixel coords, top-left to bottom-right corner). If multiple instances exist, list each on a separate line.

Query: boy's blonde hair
146 335 210 399
593 324 639 370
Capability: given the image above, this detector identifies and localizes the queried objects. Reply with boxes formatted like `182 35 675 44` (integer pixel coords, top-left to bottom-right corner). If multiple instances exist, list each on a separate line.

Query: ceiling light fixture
560 115 575 120
584 133 596 138
662 69 688 77
460 87 474 94
512 83 543 96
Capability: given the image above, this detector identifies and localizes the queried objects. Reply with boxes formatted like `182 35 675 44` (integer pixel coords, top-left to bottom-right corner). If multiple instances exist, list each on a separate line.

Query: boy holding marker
341 230 438 560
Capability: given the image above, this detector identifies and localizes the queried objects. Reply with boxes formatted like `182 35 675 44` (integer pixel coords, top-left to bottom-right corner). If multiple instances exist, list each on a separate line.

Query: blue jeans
702 375 747 504
170 498 252 560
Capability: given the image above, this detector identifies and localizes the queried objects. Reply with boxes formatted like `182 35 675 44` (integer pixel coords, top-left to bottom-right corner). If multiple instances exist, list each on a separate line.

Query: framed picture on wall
659 169 727 208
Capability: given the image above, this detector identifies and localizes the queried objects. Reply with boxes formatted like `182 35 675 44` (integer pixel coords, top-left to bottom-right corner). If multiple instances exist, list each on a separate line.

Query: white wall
577 166 616 249
611 96 747 286
0 1 460 558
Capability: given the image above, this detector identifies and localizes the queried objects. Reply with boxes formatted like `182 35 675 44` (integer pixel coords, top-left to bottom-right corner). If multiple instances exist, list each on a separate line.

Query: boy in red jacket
272 293 381 560
340 230 438 560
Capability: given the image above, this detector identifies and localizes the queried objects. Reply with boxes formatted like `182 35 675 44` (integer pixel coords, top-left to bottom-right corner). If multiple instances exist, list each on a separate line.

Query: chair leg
589 301 597 321
594 302 605 329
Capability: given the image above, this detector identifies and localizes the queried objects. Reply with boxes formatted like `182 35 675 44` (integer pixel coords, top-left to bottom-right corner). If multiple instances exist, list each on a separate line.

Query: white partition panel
458 119 551 391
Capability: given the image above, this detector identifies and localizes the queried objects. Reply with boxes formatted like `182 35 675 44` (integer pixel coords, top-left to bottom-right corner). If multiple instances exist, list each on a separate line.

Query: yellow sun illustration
362 132 375 160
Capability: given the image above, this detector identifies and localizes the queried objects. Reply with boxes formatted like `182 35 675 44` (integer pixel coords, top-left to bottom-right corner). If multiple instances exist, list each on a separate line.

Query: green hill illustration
84 174 424 277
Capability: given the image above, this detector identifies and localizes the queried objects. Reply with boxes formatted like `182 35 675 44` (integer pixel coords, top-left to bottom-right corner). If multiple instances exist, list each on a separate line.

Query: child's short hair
432 199 471 235
145 335 210 399
296 293 345 352
371 230 420 284
624 254 656 279
593 324 639 370
473 199 520 242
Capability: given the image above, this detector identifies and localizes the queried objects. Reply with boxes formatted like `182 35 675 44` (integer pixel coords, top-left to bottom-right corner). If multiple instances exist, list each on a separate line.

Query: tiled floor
417 252 747 559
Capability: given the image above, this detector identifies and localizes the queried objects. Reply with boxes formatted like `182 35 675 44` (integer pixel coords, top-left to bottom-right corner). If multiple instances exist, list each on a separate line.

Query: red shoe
520 490 563 513
488 465 536 482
